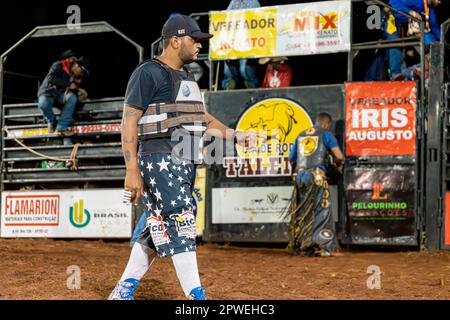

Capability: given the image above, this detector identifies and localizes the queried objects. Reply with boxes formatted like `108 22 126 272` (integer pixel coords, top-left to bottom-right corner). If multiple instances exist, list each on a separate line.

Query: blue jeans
38 92 77 130
383 14 438 80
402 65 417 80
222 59 259 90
383 15 403 79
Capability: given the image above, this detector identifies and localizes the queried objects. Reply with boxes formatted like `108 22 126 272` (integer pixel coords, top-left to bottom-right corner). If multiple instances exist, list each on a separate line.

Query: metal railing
0 21 145 191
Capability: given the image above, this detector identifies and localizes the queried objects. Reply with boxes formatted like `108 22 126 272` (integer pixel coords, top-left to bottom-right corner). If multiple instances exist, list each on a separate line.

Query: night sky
1 0 449 103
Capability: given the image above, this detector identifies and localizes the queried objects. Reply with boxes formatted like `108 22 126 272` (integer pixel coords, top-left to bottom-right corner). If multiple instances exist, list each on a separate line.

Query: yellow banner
209 8 277 60
193 167 206 236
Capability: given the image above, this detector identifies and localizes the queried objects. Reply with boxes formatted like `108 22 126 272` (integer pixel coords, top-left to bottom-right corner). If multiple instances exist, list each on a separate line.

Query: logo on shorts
69 199 91 228
147 215 170 247
171 211 196 239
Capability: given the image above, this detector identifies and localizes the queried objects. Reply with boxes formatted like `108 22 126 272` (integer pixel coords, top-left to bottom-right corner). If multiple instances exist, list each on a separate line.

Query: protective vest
138 59 207 140
295 127 329 172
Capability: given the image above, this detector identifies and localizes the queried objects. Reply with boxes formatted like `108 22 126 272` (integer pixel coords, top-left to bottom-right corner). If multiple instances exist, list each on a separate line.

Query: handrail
4 71 42 81
0 21 144 61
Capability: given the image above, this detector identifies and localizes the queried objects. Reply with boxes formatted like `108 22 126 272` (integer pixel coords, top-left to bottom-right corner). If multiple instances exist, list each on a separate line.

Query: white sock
120 242 156 282
171 251 201 297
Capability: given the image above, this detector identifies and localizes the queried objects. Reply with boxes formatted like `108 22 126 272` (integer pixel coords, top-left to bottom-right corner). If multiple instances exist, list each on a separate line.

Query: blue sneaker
108 278 139 300
189 286 207 300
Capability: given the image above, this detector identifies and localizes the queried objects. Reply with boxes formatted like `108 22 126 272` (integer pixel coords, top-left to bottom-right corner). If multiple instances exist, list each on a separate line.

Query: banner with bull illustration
209 0 351 60
345 81 417 156
203 86 344 242
223 97 313 177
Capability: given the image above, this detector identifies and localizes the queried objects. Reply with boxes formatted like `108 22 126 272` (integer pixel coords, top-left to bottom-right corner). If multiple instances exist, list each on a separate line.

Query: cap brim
258 58 271 65
80 66 90 75
191 31 213 40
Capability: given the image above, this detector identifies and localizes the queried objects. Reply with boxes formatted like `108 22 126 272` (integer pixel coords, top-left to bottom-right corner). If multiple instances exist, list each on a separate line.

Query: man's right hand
124 168 144 206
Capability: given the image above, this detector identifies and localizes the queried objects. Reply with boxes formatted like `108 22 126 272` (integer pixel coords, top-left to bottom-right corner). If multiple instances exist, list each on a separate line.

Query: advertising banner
6 123 122 138
210 7 277 60
223 98 313 177
209 0 351 60
1 189 132 238
193 167 206 236
445 193 450 246
345 166 415 219
212 186 293 224
345 81 417 156
276 0 351 56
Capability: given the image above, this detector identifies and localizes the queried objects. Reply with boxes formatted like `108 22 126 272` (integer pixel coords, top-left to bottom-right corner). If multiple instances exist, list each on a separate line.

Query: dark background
0 0 449 102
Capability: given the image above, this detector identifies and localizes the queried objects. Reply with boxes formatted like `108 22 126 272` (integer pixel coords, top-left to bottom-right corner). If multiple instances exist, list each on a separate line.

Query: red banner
345 81 416 156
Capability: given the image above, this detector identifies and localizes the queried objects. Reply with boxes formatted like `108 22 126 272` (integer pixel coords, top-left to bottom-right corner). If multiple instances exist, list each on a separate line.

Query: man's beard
179 49 196 65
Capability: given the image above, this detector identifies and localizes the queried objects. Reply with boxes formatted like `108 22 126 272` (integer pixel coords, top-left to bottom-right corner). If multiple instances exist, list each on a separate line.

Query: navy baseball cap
162 14 213 40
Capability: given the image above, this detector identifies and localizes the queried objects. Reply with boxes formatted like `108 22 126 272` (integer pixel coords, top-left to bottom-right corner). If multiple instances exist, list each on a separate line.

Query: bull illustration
247 102 297 143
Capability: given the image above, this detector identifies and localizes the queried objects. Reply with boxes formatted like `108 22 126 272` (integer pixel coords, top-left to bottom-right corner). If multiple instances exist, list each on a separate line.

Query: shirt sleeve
124 66 158 110
289 138 298 161
389 0 412 24
323 131 339 150
47 62 71 88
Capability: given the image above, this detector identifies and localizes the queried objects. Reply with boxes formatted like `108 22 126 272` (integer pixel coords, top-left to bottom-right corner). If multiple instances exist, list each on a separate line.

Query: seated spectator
259 57 293 88
58 49 89 106
37 56 90 135
385 0 441 80
221 0 260 90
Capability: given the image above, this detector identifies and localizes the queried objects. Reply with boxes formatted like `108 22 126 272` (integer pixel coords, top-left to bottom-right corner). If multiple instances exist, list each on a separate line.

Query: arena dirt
0 238 449 300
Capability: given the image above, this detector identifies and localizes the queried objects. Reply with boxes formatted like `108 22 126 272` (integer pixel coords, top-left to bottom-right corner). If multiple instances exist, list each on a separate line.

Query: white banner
209 0 351 60
212 186 293 224
1 189 132 238
277 0 351 56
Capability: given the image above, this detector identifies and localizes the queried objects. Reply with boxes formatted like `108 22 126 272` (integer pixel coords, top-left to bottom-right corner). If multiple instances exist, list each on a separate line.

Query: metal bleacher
0 22 144 191
2 98 124 186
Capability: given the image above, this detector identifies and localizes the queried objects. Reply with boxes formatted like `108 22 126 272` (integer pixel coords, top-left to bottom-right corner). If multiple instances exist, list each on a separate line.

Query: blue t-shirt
388 0 440 41
289 126 339 163
124 60 189 154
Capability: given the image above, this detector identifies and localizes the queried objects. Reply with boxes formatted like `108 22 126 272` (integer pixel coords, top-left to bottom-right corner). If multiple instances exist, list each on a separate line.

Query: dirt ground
0 238 449 300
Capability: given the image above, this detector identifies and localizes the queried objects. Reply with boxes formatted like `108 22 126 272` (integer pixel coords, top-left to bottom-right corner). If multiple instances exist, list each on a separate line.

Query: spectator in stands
59 49 77 63
385 0 442 80
37 56 90 135
221 0 260 90
58 49 89 107
259 57 293 88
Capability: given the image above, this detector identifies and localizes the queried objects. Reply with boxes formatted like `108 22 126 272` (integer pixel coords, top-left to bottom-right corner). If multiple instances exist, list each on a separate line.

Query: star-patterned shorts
136 153 197 257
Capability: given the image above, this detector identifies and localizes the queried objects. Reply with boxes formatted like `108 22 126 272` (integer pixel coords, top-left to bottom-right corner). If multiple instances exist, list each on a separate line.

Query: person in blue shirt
386 0 442 80
286 113 343 257
221 0 261 90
